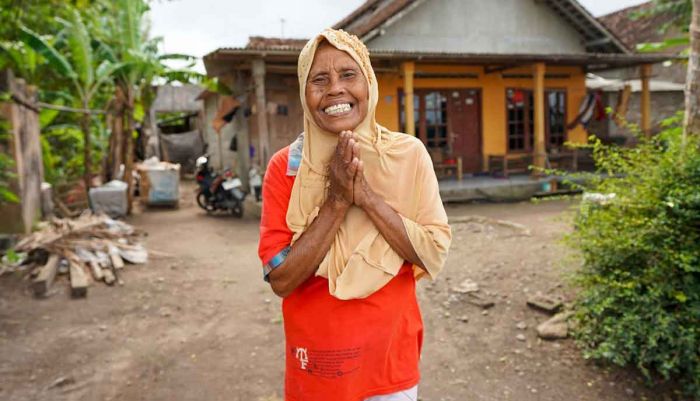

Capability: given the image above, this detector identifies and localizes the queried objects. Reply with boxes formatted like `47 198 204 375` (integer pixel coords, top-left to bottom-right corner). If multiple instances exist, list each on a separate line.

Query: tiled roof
598 2 679 53
332 0 415 38
245 36 308 50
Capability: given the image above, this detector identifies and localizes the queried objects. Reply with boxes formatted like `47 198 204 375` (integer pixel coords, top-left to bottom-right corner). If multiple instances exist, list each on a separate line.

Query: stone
467 293 495 309
527 294 563 314
516 321 528 330
452 278 479 294
49 376 75 389
458 315 469 323
536 311 574 340
516 334 526 342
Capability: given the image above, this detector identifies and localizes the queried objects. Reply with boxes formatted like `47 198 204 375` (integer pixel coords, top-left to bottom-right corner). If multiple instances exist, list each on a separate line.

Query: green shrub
567 116 700 398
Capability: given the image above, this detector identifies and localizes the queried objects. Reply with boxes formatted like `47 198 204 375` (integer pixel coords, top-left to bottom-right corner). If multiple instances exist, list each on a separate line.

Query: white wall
367 0 587 54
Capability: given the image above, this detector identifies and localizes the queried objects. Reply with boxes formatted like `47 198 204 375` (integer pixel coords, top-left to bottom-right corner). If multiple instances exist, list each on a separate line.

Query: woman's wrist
326 193 351 214
356 186 377 211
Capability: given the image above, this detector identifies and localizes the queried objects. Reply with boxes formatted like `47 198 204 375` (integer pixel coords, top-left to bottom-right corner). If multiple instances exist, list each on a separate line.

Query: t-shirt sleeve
258 146 294 281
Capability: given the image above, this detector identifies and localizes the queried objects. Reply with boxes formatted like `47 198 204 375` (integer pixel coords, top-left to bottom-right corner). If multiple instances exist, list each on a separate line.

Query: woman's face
305 42 369 133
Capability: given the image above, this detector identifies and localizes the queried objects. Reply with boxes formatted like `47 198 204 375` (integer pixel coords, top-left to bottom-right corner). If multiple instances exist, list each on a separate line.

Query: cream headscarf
288 29 451 300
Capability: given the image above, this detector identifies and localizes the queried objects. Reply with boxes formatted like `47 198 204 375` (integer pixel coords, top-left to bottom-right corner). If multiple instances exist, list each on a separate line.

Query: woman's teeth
324 103 352 115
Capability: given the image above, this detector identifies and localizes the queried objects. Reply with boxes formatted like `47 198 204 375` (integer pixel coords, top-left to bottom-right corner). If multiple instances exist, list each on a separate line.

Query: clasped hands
328 131 374 209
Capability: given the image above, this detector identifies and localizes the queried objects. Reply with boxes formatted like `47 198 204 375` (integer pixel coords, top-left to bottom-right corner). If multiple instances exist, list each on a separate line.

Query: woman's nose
327 75 346 96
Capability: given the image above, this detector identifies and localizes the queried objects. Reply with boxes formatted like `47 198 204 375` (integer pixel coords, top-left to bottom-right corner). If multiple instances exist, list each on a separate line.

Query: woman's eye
312 76 328 85
342 71 356 79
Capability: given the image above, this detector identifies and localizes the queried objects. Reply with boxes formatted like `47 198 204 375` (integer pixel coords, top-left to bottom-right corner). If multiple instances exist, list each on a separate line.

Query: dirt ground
0 180 671 401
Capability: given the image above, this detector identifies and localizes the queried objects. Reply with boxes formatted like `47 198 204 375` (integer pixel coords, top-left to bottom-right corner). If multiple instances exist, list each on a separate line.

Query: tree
684 0 700 137
18 8 124 191
96 0 199 212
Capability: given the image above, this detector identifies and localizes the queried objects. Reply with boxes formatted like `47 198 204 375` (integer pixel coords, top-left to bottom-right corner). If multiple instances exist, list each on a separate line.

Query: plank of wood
31 254 60 297
102 267 115 286
69 261 88 298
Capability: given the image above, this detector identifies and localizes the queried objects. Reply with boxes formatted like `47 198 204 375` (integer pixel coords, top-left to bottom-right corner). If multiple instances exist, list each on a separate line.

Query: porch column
252 58 270 167
640 64 652 137
533 62 547 174
232 71 251 192
402 61 416 136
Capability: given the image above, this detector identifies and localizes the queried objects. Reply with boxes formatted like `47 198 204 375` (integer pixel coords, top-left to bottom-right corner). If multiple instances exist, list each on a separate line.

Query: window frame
505 88 568 153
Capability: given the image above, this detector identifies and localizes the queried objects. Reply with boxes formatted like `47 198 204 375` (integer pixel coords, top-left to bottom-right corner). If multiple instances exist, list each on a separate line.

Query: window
399 90 449 151
548 91 566 148
425 92 448 149
506 89 567 152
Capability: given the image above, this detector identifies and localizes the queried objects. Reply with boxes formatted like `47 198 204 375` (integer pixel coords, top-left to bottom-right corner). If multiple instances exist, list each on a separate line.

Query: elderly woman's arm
268 134 359 298
268 198 349 297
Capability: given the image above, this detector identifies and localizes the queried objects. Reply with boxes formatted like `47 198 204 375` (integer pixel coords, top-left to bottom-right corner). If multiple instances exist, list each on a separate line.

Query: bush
567 117 700 398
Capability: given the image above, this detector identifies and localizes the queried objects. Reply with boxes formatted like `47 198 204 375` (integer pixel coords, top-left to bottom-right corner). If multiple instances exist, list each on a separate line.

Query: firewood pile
10 213 148 298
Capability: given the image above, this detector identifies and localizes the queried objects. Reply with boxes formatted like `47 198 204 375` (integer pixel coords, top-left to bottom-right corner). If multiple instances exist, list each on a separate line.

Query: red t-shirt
258 146 423 401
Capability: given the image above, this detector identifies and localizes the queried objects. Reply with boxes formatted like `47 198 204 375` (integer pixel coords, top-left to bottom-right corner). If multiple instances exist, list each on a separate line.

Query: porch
438 174 579 202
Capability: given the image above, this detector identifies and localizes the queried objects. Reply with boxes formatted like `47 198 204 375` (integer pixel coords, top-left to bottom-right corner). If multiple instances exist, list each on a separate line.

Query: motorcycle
195 155 246 217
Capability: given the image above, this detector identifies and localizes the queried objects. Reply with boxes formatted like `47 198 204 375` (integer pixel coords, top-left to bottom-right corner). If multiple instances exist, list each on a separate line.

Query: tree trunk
683 0 700 138
123 87 136 214
81 101 91 192
108 87 126 181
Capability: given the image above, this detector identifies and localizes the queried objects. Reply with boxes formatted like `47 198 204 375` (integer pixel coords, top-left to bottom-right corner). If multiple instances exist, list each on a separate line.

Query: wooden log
108 245 124 269
88 261 103 281
102 267 115 286
69 261 88 297
31 254 60 297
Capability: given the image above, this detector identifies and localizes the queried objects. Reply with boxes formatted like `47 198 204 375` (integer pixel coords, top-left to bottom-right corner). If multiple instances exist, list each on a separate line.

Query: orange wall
375 64 588 168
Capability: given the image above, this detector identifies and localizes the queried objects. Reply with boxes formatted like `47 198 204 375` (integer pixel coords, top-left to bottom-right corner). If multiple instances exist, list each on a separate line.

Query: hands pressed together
328 131 374 209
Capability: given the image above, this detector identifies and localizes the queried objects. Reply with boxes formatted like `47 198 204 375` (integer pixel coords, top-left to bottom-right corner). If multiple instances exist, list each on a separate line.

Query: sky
148 0 649 72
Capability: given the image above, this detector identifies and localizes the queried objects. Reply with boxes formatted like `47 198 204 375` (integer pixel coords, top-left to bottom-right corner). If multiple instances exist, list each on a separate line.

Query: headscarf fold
288 29 451 300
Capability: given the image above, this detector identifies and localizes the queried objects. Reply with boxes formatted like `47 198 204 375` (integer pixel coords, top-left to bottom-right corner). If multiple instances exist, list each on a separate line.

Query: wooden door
449 89 482 173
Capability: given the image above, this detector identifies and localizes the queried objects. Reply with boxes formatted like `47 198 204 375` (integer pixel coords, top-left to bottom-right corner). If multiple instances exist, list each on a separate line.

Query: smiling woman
305 41 369 133
257 29 451 401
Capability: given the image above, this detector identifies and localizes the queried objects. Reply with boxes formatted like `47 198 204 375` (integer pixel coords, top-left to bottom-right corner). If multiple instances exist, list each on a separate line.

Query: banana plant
18 7 125 191
96 0 200 212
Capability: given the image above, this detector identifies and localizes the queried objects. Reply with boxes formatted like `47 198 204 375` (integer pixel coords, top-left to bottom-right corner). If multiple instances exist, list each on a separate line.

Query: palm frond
18 25 76 80
62 8 94 87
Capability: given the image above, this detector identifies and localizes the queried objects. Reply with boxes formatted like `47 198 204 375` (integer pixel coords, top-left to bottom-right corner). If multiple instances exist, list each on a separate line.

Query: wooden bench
487 154 533 178
429 149 463 180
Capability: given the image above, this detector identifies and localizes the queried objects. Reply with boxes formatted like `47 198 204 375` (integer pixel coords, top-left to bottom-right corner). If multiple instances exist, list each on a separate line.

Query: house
586 2 687 141
203 0 670 180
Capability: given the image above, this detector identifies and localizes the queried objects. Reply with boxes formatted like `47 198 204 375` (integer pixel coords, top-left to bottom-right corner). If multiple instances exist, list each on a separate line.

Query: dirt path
0 182 662 401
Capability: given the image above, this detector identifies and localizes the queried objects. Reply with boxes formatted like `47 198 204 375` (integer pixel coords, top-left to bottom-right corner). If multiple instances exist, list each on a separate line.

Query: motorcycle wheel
196 191 214 212
229 203 244 218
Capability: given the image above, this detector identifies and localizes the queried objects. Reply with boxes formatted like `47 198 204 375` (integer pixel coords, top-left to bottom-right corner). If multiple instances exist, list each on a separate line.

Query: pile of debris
10 213 147 298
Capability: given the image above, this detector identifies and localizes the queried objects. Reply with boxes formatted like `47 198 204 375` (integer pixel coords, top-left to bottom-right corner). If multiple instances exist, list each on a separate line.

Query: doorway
400 88 482 173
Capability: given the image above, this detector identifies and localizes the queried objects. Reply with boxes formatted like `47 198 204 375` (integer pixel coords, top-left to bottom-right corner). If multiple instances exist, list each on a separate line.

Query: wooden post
402 61 416 136
684 0 700 139
0 70 43 233
533 62 547 175
641 64 652 137
233 71 251 193
252 59 270 168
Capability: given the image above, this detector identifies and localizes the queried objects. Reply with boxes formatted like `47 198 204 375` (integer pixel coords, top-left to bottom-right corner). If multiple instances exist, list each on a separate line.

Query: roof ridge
332 0 383 29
